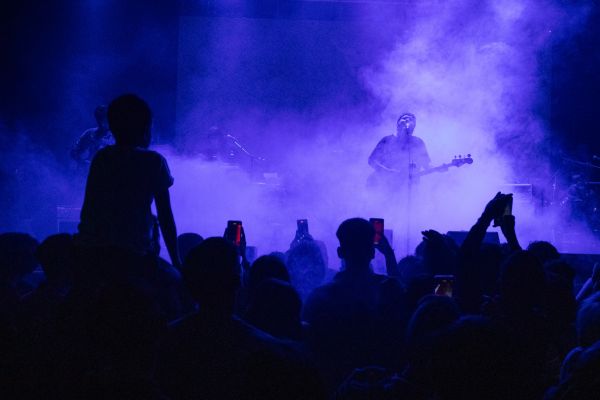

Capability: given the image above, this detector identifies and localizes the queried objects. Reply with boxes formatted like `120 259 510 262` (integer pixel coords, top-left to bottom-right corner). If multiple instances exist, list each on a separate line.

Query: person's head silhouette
182 237 240 315
397 112 416 136
336 218 375 271
177 233 204 264
500 250 545 312
108 94 152 148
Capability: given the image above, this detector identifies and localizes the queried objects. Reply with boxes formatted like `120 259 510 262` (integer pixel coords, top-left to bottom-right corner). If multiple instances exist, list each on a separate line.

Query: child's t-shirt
78 145 174 254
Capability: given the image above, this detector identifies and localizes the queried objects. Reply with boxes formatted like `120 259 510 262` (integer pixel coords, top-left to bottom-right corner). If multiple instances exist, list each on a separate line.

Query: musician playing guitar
368 112 431 187
368 113 473 189
71 105 114 171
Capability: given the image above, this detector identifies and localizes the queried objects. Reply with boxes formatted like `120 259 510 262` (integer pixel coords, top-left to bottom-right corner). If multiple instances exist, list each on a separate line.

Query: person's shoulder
233 315 277 342
90 144 115 161
304 280 337 309
372 271 389 282
78 127 103 140
134 148 169 163
80 127 97 137
348 270 390 287
229 316 286 355
377 274 404 292
131 147 162 157
379 135 395 143
410 135 427 145
96 144 115 153
311 278 338 294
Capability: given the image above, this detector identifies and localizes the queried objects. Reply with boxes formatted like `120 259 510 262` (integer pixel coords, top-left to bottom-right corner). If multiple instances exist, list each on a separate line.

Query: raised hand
223 224 247 259
500 215 521 251
421 229 446 245
482 192 512 223
239 226 247 261
375 233 394 257
500 214 516 236
421 229 457 270
375 234 398 277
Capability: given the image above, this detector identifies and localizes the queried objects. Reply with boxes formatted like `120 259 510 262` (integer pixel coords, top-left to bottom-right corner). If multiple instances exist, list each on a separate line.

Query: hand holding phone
493 194 513 227
369 218 384 245
225 220 243 247
291 219 313 248
484 192 512 227
297 219 307 231
296 219 311 238
225 220 247 259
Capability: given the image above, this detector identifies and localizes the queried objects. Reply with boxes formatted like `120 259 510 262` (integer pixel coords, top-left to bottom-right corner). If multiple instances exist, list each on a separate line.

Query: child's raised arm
156 189 181 268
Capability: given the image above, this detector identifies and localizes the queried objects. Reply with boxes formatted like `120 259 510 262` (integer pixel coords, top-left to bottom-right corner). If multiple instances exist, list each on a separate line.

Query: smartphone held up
225 220 243 248
369 218 384 245
297 219 309 236
493 194 513 227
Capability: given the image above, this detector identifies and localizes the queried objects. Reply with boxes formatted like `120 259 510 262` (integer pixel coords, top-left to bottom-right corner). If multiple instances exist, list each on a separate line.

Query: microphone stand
406 127 413 256
225 134 265 180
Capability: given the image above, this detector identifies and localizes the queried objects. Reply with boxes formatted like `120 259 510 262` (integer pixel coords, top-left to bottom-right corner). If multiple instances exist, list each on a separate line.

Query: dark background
2 0 599 157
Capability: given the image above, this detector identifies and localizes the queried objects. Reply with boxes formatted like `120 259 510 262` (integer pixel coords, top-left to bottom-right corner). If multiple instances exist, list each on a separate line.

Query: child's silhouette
77 94 180 267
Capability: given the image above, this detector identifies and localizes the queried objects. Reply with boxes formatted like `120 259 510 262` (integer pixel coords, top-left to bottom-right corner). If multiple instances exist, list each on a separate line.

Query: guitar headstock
452 154 473 167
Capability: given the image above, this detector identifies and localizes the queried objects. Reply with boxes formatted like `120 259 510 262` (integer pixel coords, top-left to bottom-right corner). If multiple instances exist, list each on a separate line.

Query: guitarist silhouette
367 112 473 254
368 113 431 188
368 113 474 189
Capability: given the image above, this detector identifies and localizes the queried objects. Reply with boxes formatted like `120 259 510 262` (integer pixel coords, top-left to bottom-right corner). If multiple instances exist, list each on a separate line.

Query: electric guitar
414 154 473 177
367 154 474 187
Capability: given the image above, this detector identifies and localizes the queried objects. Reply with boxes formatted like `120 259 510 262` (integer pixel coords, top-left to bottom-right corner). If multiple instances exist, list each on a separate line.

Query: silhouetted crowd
2 95 600 399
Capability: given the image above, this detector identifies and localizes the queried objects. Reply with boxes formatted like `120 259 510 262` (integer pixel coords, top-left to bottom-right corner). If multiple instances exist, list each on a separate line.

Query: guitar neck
415 163 451 177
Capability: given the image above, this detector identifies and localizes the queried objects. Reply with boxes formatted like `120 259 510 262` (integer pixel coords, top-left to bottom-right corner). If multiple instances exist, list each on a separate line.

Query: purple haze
166 0 595 263
0 0 595 267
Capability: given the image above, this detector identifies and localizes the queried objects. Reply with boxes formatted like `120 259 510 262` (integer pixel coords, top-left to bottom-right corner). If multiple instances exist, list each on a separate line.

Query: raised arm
500 214 521 252
375 234 399 277
456 192 512 313
460 193 512 255
155 189 181 269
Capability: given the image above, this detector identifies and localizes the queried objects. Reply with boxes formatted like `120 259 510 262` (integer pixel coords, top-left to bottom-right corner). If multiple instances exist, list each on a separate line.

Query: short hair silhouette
0 232 39 282
249 255 290 289
182 237 240 304
35 233 73 281
500 250 545 310
527 240 560 264
246 278 302 340
107 94 152 147
336 218 375 268
177 233 204 264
